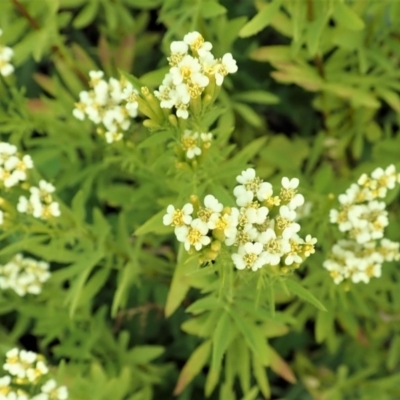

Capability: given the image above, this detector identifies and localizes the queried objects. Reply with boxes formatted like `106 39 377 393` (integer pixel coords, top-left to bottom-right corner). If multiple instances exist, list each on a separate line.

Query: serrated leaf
285 279 327 311
239 0 282 38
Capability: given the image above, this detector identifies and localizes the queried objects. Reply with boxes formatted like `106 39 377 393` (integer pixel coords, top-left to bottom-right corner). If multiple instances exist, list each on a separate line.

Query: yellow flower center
188 227 202 245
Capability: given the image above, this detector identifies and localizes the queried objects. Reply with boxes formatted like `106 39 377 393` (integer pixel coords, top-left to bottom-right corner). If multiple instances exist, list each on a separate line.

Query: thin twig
11 0 40 30
113 303 164 332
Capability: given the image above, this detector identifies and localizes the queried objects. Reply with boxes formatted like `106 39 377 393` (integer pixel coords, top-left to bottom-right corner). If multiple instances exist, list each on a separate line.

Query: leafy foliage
0 1 400 399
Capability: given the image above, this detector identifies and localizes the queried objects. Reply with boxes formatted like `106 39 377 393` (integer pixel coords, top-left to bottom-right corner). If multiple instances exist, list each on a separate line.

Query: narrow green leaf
285 279 327 311
201 1 227 18
333 2 365 31
235 338 251 394
173 340 212 395
306 12 329 56
316 307 334 343
233 91 279 105
165 247 198 317
118 69 143 92
73 1 99 28
185 294 219 315
233 102 263 127
211 312 234 370
252 355 270 399
268 346 296 383
71 190 86 224
111 260 138 317
239 0 282 38
205 364 221 397
229 309 270 365
67 251 104 318
387 335 400 371
134 209 171 236
137 130 174 149
241 387 259 400
77 268 110 306
129 346 164 364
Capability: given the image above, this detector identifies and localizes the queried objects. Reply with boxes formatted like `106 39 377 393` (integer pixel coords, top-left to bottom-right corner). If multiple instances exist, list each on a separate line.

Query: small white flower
259 229 289 265
232 242 266 271
211 208 239 239
183 31 213 57
204 195 223 213
245 205 269 225
256 181 273 202
163 204 193 227
177 218 210 251
40 379 69 400
200 132 212 142
0 43 14 77
181 130 201 159
170 41 188 56
215 53 238 86
170 55 201 86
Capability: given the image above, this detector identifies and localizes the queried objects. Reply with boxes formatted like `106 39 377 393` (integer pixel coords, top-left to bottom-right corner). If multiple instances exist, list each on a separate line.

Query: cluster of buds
324 165 400 284
0 348 68 400
73 71 138 143
163 168 317 274
0 254 50 296
154 31 238 119
0 29 14 77
0 143 61 224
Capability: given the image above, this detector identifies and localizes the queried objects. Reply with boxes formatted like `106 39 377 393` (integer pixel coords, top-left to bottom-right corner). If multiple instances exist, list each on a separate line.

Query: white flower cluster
180 130 212 159
163 168 317 273
0 29 14 77
17 180 61 220
155 31 238 119
0 143 33 189
0 143 60 224
324 165 400 284
0 348 68 400
73 71 138 143
0 254 50 296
